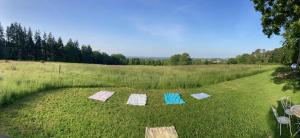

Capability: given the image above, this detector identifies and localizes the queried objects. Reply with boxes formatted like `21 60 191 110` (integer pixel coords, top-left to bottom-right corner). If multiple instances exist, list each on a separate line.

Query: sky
0 0 282 58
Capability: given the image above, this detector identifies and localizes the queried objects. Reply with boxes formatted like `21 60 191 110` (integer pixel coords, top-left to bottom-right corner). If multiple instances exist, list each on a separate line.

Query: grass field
0 61 299 137
0 61 275 106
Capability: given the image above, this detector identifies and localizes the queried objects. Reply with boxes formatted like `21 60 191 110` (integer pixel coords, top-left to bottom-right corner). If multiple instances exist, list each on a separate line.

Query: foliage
228 48 291 65
0 22 126 65
251 0 300 64
179 53 192 65
169 54 181 65
111 54 127 65
192 59 203 65
168 53 192 65
64 39 81 62
227 58 238 64
0 23 4 59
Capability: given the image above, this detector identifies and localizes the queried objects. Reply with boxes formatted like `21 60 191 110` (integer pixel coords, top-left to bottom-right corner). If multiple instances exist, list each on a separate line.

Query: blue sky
0 0 282 58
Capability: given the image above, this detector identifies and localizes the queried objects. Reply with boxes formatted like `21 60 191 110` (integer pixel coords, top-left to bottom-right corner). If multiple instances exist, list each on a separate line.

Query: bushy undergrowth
0 61 277 106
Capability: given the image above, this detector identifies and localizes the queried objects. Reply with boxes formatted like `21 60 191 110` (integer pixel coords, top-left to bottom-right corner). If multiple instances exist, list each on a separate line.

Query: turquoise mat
164 93 185 105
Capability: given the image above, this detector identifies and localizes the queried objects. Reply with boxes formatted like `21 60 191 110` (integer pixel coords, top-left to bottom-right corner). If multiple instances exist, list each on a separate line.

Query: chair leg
280 124 281 136
289 123 292 136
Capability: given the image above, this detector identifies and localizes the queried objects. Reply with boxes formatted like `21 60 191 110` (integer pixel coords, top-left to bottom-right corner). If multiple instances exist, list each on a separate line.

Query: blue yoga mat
164 93 185 105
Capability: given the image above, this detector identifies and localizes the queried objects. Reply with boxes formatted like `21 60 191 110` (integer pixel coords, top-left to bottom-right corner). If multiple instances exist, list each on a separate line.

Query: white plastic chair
281 97 293 118
271 107 292 136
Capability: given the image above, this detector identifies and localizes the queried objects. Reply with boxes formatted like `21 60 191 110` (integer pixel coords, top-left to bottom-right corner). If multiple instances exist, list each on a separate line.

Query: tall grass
0 61 277 106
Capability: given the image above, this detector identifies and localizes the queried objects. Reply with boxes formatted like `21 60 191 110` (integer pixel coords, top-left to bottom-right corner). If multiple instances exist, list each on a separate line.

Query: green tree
169 54 181 65
281 46 296 65
81 45 93 63
41 33 48 60
252 49 263 63
101 52 113 64
19 26 27 60
0 22 132 65
92 51 103 64
179 53 192 65
6 23 25 60
236 55 245 64
0 23 4 59
64 39 81 62
154 60 162 66
204 59 210 65
55 37 64 61
111 54 127 65
192 59 202 65
128 58 141 65
47 33 56 60
227 58 238 64
26 28 34 60
236 54 256 64
34 31 42 60
252 0 300 64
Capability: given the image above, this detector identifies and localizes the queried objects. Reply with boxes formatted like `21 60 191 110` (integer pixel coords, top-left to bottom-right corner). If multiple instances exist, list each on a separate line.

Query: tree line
0 22 217 66
127 53 192 65
0 22 127 64
227 48 293 65
0 22 294 66
0 22 199 65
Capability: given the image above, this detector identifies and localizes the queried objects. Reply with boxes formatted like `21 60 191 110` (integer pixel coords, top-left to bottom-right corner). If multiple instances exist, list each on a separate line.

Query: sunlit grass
0 71 298 137
0 61 277 106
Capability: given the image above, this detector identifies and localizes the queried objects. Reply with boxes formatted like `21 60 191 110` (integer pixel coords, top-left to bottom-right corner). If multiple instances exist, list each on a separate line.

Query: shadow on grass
268 101 300 138
0 83 115 108
272 67 300 92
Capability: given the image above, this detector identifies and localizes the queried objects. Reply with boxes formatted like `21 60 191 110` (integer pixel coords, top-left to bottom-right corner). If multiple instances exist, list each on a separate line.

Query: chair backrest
281 97 291 109
271 107 279 119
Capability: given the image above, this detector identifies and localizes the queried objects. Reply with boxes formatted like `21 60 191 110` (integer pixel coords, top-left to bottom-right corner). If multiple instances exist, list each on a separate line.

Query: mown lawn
0 71 299 137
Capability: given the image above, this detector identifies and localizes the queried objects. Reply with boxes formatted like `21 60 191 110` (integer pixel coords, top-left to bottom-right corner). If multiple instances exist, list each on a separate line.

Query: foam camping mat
145 126 178 138
164 93 185 105
191 93 210 100
127 94 147 106
88 91 114 102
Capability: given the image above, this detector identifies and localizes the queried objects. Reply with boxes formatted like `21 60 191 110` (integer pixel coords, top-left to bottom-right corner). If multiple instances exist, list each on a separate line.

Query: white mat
88 91 114 102
127 94 147 106
191 93 210 100
145 126 178 138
